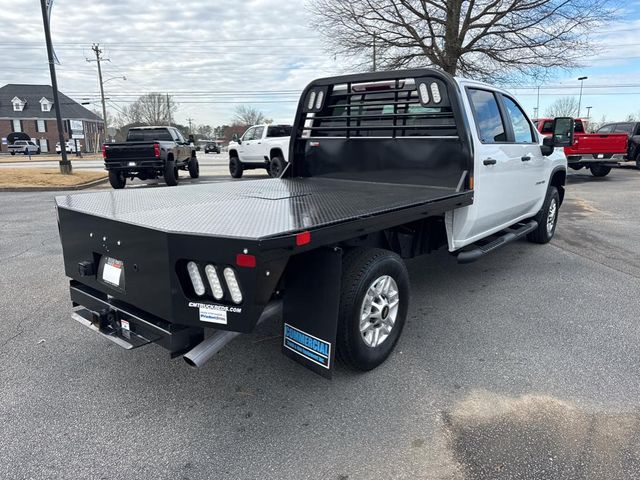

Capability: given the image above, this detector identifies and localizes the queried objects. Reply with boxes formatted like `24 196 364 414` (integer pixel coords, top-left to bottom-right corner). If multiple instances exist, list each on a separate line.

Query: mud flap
282 247 342 378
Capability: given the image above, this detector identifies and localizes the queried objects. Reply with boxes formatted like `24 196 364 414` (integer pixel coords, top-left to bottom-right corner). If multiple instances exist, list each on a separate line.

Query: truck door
499 94 545 215
238 127 255 162
451 88 531 245
245 126 264 162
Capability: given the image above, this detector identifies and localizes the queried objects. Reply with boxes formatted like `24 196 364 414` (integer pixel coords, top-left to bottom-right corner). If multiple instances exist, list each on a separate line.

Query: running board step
457 220 538 264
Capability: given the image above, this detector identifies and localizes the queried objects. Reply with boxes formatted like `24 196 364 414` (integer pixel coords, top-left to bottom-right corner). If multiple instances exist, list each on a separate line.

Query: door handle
483 158 497 165
521 156 531 162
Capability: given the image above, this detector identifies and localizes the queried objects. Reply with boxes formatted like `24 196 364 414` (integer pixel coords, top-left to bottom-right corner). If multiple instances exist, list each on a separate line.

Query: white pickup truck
228 124 291 178
55 70 573 378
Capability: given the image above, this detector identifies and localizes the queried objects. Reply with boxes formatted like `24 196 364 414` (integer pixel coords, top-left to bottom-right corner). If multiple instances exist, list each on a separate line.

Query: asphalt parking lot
1 167 639 479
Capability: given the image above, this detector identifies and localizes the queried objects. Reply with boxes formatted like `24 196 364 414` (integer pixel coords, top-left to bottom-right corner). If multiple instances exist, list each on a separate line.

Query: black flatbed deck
55 177 472 241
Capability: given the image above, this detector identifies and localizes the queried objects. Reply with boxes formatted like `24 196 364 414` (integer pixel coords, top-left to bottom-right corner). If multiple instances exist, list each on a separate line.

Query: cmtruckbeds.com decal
283 323 331 369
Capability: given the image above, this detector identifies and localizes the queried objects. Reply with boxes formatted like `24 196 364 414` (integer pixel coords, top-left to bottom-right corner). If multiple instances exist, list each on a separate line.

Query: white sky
2 0 640 127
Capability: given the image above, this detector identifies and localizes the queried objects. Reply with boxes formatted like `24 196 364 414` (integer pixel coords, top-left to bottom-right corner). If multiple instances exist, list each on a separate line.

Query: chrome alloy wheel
546 198 558 236
359 275 400 348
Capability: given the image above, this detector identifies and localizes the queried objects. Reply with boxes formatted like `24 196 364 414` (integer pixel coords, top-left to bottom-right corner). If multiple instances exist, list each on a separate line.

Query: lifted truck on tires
55 70 570 377
102 126 199 189
228 124 291 178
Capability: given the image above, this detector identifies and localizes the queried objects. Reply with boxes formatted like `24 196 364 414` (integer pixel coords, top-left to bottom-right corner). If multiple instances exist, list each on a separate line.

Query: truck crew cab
102 126 199 189
228 124 291 178
55 69 570 377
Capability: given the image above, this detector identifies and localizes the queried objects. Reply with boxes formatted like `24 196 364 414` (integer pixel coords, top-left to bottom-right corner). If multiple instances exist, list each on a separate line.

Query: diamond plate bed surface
55 178 460 240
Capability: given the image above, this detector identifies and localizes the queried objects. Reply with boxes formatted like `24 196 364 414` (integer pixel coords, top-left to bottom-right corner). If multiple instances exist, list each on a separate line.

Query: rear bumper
105 159 164 170
567 154 625 164
70 281 204 356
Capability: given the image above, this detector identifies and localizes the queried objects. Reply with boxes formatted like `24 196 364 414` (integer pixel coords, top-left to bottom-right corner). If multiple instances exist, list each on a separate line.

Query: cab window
467 88 506 143
502 96 535 143
242 127 256 141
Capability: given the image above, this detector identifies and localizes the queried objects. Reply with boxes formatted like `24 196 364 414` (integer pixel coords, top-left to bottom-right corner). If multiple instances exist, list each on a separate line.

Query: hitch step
72 308 154 350
457 220 538 264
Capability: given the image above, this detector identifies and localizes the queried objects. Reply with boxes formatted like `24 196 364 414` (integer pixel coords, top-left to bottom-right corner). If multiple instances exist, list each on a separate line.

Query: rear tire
188 156 200 178
229 156 243 178
337 248 409 371
164 159 179 186
527 186 559 244
10 151 15 156
108 171 126 189
589 165 611 177
270 155 286 177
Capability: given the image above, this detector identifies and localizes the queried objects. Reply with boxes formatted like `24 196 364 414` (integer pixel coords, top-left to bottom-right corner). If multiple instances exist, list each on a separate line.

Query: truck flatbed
55 177 472 241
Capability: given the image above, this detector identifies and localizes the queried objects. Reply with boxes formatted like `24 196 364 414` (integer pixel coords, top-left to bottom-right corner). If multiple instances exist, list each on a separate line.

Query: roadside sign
72 133 85 139
1 137 6 145
70 120 84 132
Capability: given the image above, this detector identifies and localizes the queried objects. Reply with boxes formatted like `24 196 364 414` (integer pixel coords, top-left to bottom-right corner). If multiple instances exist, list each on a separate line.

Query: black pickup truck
102 126 199 189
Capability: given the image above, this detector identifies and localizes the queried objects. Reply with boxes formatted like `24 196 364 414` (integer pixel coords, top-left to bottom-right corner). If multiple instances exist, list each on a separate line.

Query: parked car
596 122 640 169
55 69 570 377
534 117 627 177
228 124 291 178
204 142 220 154
56 141 82 154
8 140 40 155
102 126 198 189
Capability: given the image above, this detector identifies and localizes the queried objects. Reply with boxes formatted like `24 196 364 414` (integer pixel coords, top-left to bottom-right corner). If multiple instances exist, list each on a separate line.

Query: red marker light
101 144 107 159
296 231 311 246
153 143 161 157
236 253 256 268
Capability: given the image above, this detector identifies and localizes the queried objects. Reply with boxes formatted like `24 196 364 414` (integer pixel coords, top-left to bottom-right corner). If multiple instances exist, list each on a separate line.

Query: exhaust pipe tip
183 300 282 368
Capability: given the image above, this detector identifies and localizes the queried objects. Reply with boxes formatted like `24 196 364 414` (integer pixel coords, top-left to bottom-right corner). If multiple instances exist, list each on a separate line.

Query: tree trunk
441 0 462 76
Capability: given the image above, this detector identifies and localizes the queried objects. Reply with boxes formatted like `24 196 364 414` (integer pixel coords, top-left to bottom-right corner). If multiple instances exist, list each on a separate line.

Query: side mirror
541 136 554 156
551 117 574 147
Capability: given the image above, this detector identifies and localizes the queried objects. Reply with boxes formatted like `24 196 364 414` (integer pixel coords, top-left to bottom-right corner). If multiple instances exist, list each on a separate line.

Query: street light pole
586 106 592 119
577 76 588 118
39 0 71 174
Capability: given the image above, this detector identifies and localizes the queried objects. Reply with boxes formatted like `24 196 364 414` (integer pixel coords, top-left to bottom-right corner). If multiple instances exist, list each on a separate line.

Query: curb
0 176 109 193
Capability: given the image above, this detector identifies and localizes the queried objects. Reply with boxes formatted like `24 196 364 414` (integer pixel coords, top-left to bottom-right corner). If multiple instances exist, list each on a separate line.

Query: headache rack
299 76 458 139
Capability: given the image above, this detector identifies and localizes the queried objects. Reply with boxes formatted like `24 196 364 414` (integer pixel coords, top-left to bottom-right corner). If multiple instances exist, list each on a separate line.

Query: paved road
1 168 639 479
0 152 247 181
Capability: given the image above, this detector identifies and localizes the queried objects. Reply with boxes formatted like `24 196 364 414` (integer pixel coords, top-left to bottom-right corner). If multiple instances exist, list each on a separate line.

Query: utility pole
88 44 109 144
372 33 377 72
187 117 193 133
39 0 70 174
536 85 540 119
577 76 588 118
166 93 172 126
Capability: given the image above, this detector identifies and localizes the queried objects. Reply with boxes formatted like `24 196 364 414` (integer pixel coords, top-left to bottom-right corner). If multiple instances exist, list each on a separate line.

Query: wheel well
167 153 174 162
229 149 238 159
550 169 566 205
270 148 283 160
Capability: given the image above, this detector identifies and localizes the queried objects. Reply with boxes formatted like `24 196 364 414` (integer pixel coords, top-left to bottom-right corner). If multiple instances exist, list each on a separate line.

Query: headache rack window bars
302 78 458 139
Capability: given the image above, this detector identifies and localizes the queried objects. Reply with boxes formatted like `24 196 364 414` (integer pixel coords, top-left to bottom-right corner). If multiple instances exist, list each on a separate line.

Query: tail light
101 144 106 159
153 143 160 157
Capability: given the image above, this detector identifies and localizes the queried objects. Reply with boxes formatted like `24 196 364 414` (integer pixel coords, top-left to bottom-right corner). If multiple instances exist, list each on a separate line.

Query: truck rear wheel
337 248 409 371
229 156 243 178
527 186 559 244
270 155 286 177
164 160 179 186
108 171 126 189
589 165 611 177
188 156 200 178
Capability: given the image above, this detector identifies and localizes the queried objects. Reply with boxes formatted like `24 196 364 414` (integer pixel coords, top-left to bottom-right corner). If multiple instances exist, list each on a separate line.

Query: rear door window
614 123 634 134
468 89 506 143
267 125 292 137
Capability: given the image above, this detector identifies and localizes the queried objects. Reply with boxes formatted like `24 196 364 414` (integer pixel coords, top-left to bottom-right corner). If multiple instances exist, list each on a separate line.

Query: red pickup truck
534 118 628 177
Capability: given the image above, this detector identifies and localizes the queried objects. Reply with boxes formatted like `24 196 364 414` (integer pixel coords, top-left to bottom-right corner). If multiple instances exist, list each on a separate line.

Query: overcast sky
2 0 640 128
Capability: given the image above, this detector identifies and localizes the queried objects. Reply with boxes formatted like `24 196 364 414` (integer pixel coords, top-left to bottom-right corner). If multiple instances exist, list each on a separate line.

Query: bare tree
310 0 614 82
545 97 580 117
196 124 213 138
233 106 272 127
117 93 178 126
